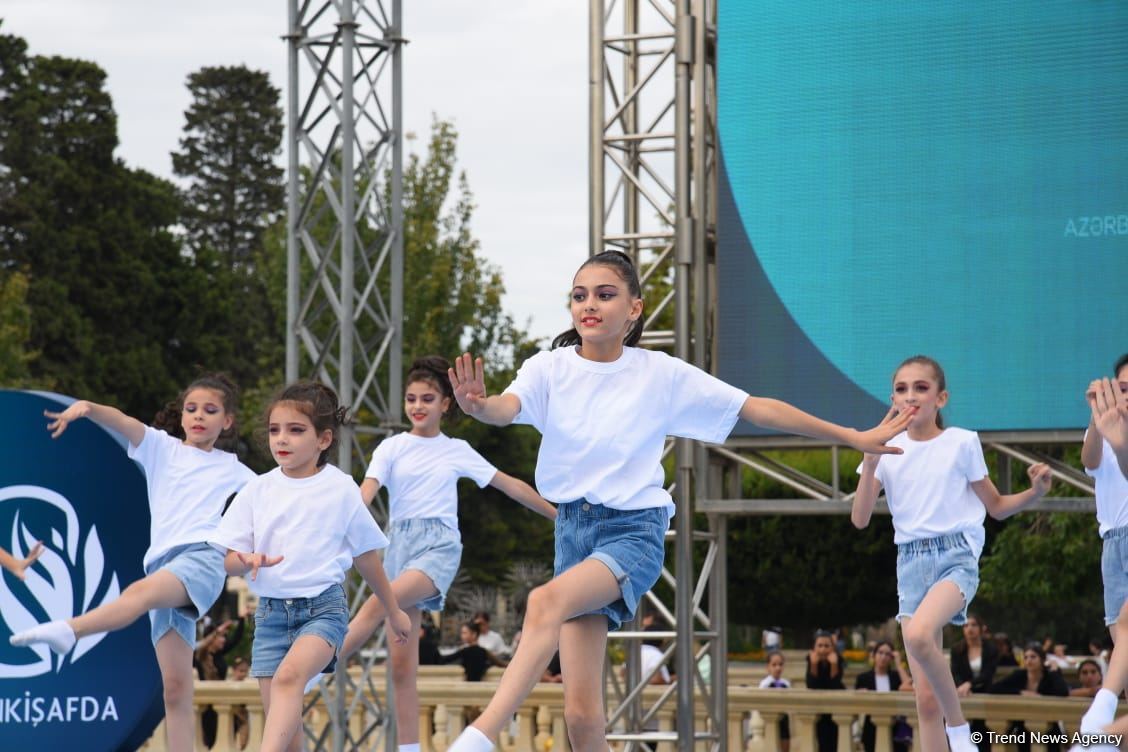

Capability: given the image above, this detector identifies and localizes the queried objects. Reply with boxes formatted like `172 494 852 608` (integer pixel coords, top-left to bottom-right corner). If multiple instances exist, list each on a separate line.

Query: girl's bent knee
524 586 563 629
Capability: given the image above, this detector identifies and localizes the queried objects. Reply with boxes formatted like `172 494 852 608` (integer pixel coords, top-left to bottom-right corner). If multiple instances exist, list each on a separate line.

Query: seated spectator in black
989 642 1070 752
994 632 1019 667
1071 658 1104 698
855 641 910 752
951 614 998 751
806 629 845 752
542 650 563 683
440 620 505 681
228 657 250 750
758 651 791 752
418 621 442 665
195 615 247 749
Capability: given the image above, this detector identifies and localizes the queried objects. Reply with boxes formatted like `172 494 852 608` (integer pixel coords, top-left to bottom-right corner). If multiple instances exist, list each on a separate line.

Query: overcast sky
2 0 587 344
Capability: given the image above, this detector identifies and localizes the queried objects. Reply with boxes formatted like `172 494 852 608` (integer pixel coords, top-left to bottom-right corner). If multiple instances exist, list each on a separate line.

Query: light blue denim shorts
385 518 463 612
146 542 226 648
1101 526 1128 626
554 500 669 631
251 584 348 678
895 533 979 626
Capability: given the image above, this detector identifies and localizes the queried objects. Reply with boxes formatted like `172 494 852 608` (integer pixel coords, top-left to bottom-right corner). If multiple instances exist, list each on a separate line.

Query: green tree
172 66 284 267
0 32 196 417
0 270 36 386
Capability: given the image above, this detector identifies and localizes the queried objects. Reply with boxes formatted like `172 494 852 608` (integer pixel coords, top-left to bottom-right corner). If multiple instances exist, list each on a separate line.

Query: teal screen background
717 1 1128 433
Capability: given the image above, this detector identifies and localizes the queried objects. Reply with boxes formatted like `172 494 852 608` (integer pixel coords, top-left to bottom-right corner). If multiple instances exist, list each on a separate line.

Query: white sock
9 620 77 655
945 723 975 752
1081 687 1119 734
398 744 421 752
446 726 495 752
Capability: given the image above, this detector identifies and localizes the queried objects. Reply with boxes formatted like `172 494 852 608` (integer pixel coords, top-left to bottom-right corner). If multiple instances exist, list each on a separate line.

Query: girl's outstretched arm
851 407 899 529
449 353 521 426
1090 378 1128 479
488 472 557 521
0 541 44 580
359 477 382 506
972 463 1053 520
353 549 411 644
1081 380 1107 470
740 397 914 455
44 400 146 447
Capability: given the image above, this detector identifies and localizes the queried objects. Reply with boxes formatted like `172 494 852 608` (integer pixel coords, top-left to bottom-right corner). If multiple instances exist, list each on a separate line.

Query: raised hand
44 402 92 439
1027 463 1053 496
385 607 412 645
1089 378 1128 453
851 407 916 455
11 541 44 580
449 352 488 416
236 551 284 581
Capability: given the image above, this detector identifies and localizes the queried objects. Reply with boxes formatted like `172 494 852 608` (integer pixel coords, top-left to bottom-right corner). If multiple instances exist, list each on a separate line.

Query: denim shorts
1101 526 1128 625
554 500 669 631
251 584 348 678
384 518 462 612
146 542 226 648
895 534 979 626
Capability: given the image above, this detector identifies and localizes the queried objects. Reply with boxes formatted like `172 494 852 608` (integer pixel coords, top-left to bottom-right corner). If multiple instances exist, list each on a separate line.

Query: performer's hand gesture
236 551 284 581
44 402 92 439
449 353 488 417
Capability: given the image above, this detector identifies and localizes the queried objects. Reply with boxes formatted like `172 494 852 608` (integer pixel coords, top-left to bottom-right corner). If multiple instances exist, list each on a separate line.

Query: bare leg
262 635 336 752
72 570 190 638
558 614 611 752
902 642 947 752
389 608 423 745
1103 600 1128 693
155 630 197 752
465 559 621 741
339 569 438 663
900 582 969 744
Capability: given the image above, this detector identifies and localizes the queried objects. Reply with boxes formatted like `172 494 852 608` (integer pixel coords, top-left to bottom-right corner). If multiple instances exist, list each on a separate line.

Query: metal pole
674 0 696 747
589 0 605 254
285 2 300 383
390 0 404 429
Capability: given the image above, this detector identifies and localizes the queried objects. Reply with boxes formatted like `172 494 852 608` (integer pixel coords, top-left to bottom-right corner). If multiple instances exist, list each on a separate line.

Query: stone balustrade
139 678 1120 752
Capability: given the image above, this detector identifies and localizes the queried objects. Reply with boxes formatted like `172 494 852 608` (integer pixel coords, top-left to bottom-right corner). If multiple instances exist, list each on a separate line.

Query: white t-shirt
874 673 891 692
857 428 990 557
128 426 255 569
477 629 508 657
758 675 791 689
503 346 748 515
640 644 671 683
210 464 389 598
1085 431 1128 537
366 432 498 528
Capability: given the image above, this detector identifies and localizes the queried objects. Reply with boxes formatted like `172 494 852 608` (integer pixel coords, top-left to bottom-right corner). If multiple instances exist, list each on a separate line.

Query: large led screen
717 1 1128 434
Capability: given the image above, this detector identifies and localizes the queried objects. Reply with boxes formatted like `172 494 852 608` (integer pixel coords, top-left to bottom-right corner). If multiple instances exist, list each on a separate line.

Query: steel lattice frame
591 1 723 750
285 1 403 750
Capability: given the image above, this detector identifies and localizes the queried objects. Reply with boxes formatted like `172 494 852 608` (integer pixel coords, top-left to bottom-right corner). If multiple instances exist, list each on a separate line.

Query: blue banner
0 391 162 750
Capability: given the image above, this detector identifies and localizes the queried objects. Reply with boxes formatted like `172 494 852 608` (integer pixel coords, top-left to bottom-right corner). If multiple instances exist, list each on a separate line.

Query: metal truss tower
591 0 723 750
285 1 404 750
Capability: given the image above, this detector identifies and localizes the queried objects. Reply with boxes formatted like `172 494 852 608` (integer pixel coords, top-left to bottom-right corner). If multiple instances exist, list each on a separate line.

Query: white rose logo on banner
0 485 120 678
0 390 162 751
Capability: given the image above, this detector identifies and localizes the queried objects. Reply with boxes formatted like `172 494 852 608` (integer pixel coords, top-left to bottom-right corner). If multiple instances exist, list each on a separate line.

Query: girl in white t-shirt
444 250 914 752
852 356 1052 752
1078 354 1128 739
10 374 256 751
211 381 411 752
325 356 555 752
